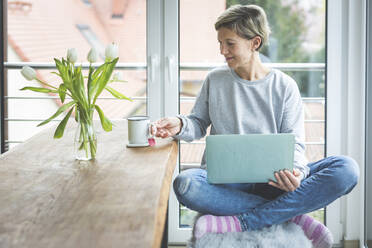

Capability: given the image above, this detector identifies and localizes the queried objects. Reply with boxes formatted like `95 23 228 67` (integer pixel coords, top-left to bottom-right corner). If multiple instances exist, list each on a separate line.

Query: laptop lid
206 134 295 184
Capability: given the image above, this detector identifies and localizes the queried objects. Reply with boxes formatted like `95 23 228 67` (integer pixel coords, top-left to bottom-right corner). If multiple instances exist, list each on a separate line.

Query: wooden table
0 120 178 248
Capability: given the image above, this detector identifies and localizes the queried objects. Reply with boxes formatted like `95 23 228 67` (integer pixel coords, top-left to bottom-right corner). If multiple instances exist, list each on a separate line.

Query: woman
152 5 359 248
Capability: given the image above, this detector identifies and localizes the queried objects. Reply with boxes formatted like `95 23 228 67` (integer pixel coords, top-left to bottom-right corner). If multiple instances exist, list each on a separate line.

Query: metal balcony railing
180 62 325 71
4 62 325 70
4 62 147 70
3 62 326 146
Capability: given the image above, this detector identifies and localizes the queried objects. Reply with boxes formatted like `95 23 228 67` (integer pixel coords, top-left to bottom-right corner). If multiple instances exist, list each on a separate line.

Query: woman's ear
252 36 262 51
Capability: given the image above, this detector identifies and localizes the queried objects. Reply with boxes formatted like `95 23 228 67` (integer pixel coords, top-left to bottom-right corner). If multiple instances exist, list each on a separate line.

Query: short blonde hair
215 4 271 50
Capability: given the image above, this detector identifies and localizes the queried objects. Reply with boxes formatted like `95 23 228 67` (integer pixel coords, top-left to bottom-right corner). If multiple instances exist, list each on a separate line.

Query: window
2 0 364 246
170 0 326 243
4 0 147 150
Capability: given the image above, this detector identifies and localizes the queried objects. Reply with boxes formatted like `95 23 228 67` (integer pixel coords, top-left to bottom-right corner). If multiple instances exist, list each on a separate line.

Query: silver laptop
206 134 295 184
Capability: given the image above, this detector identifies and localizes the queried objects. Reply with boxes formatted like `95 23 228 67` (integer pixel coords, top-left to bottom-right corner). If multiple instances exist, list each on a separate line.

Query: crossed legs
173 155 359 246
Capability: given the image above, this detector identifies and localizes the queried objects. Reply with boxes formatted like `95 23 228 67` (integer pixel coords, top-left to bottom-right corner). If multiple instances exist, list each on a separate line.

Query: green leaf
87 62 109 103
54 58 65 76
37 101 76 127
105 86 132 101
74 105 78 122
72 67 82 96
88 74 101 103
91 63 106 79
54 58 71 88
109 79 128 83
70 66 88 110
94 105 112 131
88 64 106 102
54 107 73 139
20 86 58 94
51 72 61 77
87 66 94 103
93 58 119 104
115 80 128 83
54 58 62 68
58 84 67 103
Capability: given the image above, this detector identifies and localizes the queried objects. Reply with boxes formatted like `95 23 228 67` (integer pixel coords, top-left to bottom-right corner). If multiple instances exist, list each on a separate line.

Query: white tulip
21 66 37 81
112 72 124 81
87 48 98 63
67 48 78 63
105 43 118 61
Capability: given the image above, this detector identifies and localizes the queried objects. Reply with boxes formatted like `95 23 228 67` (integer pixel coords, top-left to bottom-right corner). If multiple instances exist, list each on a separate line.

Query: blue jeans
173 155 359 231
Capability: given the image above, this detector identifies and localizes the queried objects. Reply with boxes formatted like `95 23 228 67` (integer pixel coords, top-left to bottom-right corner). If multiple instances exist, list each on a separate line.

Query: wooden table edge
152 140 178 248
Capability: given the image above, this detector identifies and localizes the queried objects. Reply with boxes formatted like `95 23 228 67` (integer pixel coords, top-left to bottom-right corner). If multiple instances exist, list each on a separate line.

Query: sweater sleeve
280 80 309 180
173 76 211 142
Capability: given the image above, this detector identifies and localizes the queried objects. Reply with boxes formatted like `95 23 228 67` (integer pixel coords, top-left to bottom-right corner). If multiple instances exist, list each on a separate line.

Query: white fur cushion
187 222 312 248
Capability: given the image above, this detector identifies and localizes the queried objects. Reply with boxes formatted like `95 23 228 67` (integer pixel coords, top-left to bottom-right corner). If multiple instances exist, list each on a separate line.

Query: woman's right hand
152 117 182 138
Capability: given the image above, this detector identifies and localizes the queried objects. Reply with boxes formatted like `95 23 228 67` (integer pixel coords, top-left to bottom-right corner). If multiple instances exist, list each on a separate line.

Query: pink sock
291 215 333 248
193 214 242 239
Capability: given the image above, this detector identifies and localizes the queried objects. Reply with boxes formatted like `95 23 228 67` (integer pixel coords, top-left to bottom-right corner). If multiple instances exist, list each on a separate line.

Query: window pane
225 0 325 64
179 0 326 227
6 0 147 150
7 0 146 63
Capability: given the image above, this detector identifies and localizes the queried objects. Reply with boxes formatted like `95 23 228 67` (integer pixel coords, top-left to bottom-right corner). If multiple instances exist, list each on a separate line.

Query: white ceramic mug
127 116 156 147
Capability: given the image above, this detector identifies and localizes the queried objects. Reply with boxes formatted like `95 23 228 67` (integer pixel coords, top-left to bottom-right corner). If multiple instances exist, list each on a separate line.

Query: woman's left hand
268 168 302 192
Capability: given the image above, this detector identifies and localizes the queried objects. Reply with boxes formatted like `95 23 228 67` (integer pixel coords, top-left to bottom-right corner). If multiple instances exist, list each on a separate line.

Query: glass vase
74 112 97 161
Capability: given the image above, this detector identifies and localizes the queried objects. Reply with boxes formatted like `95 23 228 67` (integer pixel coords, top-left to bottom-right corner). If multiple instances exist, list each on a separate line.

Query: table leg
161 202 169 248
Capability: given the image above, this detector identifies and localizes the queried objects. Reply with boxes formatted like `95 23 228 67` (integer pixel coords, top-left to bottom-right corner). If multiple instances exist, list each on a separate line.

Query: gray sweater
174 66 309 179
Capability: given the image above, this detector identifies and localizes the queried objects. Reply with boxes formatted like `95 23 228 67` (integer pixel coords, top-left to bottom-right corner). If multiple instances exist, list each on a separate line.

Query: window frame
1 0 367 246
326 0 366 245
167 0 352 245
365 0 372 246
1 0 6 153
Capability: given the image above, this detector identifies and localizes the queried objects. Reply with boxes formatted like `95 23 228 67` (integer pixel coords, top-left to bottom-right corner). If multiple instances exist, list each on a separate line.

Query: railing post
0 0 6 153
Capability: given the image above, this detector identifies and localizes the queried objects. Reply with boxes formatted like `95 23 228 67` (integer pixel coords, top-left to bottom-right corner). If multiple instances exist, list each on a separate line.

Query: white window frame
163 0 368 246
365 0 372 246
326 0 366 246
325 0 344 244
1 0 366 246
147 0 182 242
147 0 163 121
147 0 179 119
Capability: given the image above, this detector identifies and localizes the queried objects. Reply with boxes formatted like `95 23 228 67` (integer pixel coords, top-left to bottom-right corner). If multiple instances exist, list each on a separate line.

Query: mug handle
147 123 157 147
147 122 157 138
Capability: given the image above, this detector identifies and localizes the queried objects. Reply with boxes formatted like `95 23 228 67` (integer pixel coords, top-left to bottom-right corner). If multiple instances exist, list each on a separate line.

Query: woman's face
217 27 257 70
